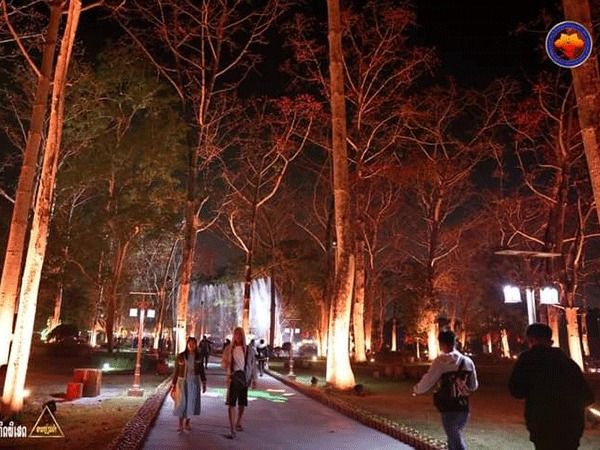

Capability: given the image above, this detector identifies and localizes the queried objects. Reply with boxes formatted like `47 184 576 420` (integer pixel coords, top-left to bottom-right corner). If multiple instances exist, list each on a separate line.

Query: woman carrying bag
221 326 257 439
171 336 207 432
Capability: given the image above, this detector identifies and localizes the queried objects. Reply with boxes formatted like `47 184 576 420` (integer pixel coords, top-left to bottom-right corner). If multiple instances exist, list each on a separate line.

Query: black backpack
433 357 471 412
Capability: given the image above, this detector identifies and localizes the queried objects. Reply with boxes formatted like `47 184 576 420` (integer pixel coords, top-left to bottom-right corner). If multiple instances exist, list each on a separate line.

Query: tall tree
0 0 62 367
56 45 186 352
221 98 314 332
2 0 81 413
393 82 508 359
325 0 355 389
498 75 599 368
116 0 283 352
562 0 600 228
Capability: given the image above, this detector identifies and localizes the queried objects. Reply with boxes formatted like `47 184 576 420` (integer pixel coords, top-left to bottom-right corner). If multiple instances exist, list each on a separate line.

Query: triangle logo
29 405 65 438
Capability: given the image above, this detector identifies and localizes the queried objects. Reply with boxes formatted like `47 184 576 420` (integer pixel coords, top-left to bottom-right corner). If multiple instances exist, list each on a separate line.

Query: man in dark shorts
221 327 257 439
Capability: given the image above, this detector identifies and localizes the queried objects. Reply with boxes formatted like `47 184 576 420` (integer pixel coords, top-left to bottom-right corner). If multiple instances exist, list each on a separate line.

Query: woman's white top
232 345 245 372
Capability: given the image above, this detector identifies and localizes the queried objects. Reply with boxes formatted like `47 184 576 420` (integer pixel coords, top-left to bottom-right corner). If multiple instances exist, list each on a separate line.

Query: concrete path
143 358 413 450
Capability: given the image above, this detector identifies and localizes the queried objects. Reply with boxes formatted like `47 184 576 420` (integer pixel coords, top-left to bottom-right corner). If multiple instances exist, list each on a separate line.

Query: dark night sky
412 0 556 85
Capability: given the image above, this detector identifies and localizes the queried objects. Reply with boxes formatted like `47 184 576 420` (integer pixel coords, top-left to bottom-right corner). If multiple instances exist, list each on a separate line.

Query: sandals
235 424 244 432
225 431 236 439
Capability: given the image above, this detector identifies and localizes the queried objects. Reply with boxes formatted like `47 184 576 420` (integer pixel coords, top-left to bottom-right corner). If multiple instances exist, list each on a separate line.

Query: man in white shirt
413 330 478 450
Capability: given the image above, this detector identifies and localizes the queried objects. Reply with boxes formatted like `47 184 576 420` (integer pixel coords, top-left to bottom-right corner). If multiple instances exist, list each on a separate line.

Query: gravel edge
106 377 171 450
265 368 447 450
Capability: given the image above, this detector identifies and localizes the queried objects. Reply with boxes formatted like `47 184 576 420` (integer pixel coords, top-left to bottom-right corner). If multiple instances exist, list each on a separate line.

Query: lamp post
128 292 157 397
495 249 562 328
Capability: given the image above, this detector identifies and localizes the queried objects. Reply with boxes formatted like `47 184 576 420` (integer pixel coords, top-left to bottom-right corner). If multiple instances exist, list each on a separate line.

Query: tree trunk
581 309 590 357
177 145 198 353
241 169 262 334
319 299 328 356
562 0 600 227
242 252 252 333
2 0 80 412
50 193 77 331
352 239 366 362
363 278 374 353
486 332 492 354
500 328 510 358
426 310 439 360
0 2 62 367
548 305 561 349
325 0 356 389
565 306 584 370
105 233 136 353
376 290 384 351
269 267 276 347
391 316 397 352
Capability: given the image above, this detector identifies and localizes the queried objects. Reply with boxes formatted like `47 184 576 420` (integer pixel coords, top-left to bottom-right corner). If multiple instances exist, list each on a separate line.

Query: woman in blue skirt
171 337 207 432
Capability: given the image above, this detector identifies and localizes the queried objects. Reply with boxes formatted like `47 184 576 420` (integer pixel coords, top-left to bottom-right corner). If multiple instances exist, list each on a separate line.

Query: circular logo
545 21 593 68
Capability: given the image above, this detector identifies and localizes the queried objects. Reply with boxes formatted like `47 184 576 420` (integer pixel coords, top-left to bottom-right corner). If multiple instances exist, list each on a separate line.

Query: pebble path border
106 377 171 450
265 368 447 450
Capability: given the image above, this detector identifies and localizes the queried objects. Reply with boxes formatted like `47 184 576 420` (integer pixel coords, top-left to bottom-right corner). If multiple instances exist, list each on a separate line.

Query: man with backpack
413 330 478 450
509 323 594 450
256 339 268 376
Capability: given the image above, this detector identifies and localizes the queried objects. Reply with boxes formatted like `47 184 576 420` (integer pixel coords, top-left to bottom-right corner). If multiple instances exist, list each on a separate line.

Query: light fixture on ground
127 291 157 397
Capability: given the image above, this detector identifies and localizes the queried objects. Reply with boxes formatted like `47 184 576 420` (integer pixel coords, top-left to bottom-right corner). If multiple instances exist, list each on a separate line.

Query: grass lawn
1 354 168 449
269 360 600 450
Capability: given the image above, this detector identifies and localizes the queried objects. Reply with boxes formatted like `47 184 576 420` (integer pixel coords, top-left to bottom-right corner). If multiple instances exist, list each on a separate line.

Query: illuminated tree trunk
486 332 492 354
425 310 439 360
565 307 584 369
319 298 328 357
562 0 600 227
581 309 590 357
363 281 373 352
427 318 438 360
548 305 561 348
325 0 356 389
2 0 80 412
177 145 198 353
500 328 510 358
376 291 384 351
0 2 62 366
391 316 397 352
269 267 276 347
352 238 366 362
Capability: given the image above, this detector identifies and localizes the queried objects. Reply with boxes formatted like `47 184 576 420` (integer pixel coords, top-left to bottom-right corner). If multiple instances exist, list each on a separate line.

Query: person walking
221 326 257 439
256 338 268 376
413 330 478 450
171 336 207 432
509 323 595 450
199 335 212 369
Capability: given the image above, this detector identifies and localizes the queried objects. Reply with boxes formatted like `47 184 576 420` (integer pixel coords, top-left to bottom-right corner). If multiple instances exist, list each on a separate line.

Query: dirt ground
0 356 167 449
270 361 600 450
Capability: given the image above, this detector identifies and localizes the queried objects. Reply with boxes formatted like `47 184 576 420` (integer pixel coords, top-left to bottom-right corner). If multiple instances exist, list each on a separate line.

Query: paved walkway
143 358 413 450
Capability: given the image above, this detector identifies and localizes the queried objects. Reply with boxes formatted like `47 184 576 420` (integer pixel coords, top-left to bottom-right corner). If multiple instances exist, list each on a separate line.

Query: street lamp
503 285 559 325
127 292 157 397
